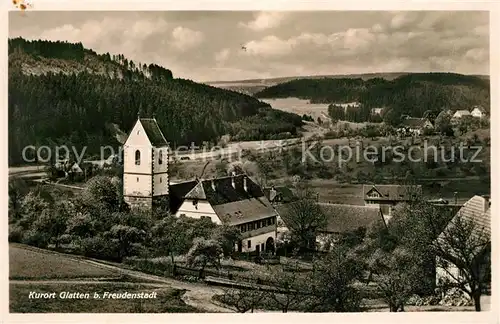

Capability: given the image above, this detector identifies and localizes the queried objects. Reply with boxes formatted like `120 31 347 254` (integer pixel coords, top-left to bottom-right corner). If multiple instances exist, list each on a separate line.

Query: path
10 245 233 313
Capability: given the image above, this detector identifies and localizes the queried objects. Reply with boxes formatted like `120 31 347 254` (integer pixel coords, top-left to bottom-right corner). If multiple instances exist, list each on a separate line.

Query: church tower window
158 150 163 165
135 150 141 165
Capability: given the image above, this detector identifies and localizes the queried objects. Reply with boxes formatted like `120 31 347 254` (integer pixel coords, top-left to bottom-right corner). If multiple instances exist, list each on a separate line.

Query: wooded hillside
254 73 490 119
8 38 303 165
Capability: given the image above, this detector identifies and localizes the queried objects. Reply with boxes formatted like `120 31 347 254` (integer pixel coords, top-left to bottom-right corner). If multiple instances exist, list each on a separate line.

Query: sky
9 11 489 82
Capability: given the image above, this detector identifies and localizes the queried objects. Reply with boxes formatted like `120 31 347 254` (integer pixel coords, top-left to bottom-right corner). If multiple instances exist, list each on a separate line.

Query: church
123 116 278 253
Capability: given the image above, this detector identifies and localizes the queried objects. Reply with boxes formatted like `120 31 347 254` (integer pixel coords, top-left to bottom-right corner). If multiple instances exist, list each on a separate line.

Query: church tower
123 116 169 210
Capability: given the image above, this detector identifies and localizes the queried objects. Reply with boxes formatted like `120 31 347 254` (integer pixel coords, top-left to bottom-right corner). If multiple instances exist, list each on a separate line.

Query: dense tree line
8 38 303 165
8 176 240 262
256 74 490 121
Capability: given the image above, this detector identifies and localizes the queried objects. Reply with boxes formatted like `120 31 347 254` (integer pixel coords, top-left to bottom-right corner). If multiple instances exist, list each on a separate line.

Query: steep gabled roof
437 195 491 257
363 184 422 201
139 118 168 147
440 195 491 239
169 180 198 213
472 105 487 113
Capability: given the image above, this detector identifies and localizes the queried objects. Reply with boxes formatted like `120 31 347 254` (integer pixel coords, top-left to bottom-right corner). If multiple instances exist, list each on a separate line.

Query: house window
247 240 251 248
160 177 162 183
241 225 246 233
271 217 275 224
261 243 265 251
136 177 139 182
256 221 261 229
135 150 141 165
180 214 186 217
158 150 163 165
267 218 272 226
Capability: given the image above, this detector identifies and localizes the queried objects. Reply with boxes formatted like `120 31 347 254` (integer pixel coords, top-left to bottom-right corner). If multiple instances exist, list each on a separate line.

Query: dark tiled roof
140 118 168 146
400 118 431 128
363 184 422 201
263 186 296 203
180 174 278 225
275 202 385 234
169 180 198 214
185 174 265 205
213 198 277 226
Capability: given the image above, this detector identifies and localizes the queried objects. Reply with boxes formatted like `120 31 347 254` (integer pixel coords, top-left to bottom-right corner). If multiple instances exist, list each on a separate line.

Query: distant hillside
8 37 303 165
253 73 490 120
207 72 414 85
206 72 489 97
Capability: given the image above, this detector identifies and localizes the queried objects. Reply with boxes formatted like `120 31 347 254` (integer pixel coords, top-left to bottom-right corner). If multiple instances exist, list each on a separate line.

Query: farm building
275 202 386 252
398 117 434 136
452 110 472 120
170 174 278 254
471 106 487 119
363 184 422 221
315 203 385 251
435 195 491 290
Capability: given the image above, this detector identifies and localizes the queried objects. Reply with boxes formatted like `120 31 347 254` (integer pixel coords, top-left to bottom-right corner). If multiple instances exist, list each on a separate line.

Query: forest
255 74 490 121
8 38 303 165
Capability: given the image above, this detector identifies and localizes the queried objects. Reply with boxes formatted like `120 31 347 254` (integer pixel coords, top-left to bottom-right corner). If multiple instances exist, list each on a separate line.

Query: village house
123 116 278 253
435 195 491 290
315 203 385 251
169 174 278 254
471 106 487 119
274 202 385 252
370 107 384 115
363 184 422 222
452 109 471 120
397 117 434 136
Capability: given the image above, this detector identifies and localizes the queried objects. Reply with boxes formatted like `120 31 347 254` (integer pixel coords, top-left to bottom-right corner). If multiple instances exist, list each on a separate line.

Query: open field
261 98 330 122
9 244 122 280
9 244 230 313
10 282 200 313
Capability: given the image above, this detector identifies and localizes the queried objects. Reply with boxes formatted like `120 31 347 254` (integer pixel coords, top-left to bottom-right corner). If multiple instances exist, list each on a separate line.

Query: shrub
123 256 175 276
22 229 49 248
9 224 24 243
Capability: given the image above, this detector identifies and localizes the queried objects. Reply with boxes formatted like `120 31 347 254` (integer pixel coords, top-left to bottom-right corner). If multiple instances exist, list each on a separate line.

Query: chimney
481 195 490 212
269 186 277 202
231 172 236 189
243 176 248 192
211 180 216 191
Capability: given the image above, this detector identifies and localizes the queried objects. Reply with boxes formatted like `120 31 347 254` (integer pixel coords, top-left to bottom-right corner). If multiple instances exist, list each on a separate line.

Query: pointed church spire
137 104 143 119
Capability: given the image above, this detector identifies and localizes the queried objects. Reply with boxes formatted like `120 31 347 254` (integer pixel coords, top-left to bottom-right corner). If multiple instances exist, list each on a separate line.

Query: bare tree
433 212 490 311
266 262 310 312
368 247 422 312
280 187 327 252
219 287 265 313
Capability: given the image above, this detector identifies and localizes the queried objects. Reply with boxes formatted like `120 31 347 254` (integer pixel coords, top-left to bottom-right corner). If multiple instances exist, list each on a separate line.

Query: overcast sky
9 11 489 82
